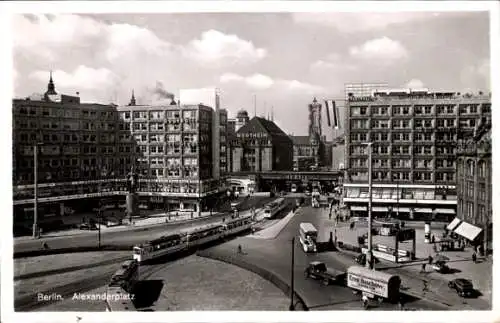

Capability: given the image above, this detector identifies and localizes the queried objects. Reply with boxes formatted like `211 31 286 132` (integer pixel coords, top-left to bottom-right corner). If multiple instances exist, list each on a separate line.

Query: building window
467 160 475 176
446 119 455 127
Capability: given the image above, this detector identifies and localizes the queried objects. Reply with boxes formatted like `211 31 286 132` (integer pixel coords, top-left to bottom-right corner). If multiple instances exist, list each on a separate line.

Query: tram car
133 233 187 263
222 215 253 237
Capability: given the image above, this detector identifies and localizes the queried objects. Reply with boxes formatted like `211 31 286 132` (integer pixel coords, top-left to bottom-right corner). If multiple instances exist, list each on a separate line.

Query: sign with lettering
347 273 388 298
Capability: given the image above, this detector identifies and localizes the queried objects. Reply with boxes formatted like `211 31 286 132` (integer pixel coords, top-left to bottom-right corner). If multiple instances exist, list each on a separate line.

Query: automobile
432 261 450 274
448 278 474 297
79 222 98 230
304 261 345 286
354 254 380 266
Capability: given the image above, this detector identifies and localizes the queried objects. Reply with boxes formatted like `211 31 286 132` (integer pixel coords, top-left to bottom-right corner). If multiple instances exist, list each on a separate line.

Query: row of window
348 170 455 182
350 158 456 169
351 132 455 143
457 159 489 178
120 110 198 120
17 106 116 119
351 118 475 130
350 104 487 117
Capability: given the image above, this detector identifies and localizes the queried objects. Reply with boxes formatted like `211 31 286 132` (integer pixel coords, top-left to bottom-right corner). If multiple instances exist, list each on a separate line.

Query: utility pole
289 237 295 311
32 144 39 239
362 142 373 269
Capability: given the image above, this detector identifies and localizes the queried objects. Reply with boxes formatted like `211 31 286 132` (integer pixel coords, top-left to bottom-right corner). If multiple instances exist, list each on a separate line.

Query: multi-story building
116 94 227 212
12 75 228 234
343 87 491 221
455 118 492 251
231 117 293 172
13 75 136 233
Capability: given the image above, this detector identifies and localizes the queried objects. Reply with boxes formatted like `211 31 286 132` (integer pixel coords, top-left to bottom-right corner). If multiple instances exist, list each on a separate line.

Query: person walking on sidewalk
472 252 477 264
428 255 433 265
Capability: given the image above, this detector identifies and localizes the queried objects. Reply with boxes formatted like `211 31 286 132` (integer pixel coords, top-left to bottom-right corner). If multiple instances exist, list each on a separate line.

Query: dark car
304 261 345 286
79 222 98 230
432 261 450 274
448 278 474 297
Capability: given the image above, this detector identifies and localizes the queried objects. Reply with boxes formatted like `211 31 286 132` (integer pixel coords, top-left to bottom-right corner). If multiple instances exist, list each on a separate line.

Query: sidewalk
14 211 223 241
332 216 492 309
250 209 297 240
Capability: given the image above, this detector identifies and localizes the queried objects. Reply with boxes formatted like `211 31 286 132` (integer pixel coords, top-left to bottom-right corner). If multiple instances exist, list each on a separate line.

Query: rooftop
290 135 311 146
347 89 491 103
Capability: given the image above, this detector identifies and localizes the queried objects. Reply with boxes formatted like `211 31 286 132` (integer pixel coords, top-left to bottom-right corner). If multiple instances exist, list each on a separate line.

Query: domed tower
235 109 249 131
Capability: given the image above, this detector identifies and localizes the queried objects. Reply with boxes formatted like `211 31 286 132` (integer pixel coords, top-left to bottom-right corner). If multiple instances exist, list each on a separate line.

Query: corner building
116 99 228 212
12 75 227 233
343 88 491 221
231 117 293 172
455 120 492 251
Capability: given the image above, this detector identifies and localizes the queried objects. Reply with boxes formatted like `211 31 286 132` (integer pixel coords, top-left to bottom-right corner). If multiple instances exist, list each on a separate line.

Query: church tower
128 90 136 106
44 71 58 101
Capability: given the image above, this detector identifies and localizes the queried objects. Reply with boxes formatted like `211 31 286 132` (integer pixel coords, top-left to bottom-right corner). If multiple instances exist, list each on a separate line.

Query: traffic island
197 249 308 311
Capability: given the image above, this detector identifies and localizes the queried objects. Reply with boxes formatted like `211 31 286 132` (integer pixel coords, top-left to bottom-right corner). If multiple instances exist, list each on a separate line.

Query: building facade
231 117 293 172
13 76 227 233
456 119 492 250
343 88 491 221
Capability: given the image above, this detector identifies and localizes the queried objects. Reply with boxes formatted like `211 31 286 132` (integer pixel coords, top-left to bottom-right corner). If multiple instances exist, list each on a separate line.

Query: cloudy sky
12 11 490 138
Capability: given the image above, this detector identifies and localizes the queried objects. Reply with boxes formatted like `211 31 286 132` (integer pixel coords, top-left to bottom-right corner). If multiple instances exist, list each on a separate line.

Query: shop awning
351 206 367 211
436 208 456 215
446 217 462 231
454 222 482 241
372 206 388 212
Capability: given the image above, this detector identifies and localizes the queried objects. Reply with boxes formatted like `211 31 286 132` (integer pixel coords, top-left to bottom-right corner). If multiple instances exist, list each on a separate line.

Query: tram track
14 198 284 311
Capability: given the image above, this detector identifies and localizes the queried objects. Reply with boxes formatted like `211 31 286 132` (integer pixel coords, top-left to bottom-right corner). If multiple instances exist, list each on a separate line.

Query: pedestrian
472 252 477 264
433 243 438 253
428 255 433 265
362 295 369 309
421 263 426 272
42 241 49 250
431 235 435 244
237 244 242 254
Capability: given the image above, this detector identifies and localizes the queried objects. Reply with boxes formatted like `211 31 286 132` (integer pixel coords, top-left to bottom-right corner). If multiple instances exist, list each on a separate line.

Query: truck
304 261 346 286
347 265 401 303
299 222 318 252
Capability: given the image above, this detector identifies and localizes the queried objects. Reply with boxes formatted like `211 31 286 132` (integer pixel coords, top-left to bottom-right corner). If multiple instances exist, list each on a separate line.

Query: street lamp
361 142 373 269
32 142 44 239
289 236 295 311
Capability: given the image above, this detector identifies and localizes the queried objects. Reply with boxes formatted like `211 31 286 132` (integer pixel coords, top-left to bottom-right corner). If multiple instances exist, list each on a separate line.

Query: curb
14 244 133 259
197 249 308 311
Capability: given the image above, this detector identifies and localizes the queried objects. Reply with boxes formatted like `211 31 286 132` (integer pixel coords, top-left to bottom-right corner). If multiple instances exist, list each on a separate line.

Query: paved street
328 209 492 310
201 205 445 311
14 196 275 254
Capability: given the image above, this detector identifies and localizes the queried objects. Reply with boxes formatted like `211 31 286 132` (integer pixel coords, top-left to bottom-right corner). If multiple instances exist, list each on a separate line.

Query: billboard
347 272 388 298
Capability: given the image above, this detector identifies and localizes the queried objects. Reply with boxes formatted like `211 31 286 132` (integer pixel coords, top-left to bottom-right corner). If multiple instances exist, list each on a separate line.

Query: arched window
467 160 475 176
478 161 486 178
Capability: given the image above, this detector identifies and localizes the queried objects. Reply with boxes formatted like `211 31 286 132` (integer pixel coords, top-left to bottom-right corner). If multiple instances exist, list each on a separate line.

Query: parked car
79 222 98 230
304 261 345 286
432 261 450 274
448 278 474 297
354 254 380 266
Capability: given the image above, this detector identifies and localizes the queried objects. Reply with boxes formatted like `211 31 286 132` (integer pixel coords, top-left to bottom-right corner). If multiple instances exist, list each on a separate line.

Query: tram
133 233 187 263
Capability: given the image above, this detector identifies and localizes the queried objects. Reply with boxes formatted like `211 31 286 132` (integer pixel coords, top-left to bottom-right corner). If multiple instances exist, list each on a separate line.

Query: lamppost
362 142 373 269
97 204 102 248
32 142 44 239
289 236 295 311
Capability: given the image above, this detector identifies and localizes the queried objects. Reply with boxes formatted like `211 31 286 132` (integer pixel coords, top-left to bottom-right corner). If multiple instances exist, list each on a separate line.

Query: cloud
292 12 438 33
460 58 490 91
405 79 425 89
29 66 119 92
105 23 176 62
185 29 267 65
219 72 323 94
13 14 103 61
349 37 408 61
310 53 357 71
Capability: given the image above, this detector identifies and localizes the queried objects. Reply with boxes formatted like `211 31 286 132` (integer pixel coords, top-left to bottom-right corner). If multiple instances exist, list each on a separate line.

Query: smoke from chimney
153 81 175 100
